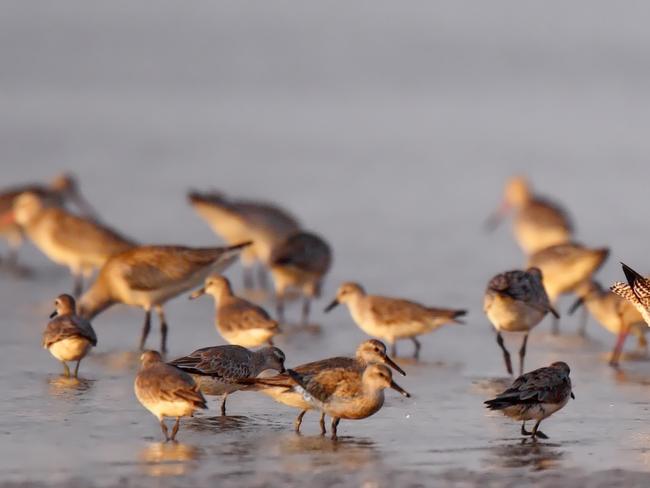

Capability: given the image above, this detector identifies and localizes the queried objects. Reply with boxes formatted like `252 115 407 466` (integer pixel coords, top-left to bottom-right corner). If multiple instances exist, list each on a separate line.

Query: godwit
287 363 410 440
270 231 332 325
325 282 465 359
42 294 97 377
0 173 96 269
240 339 405 433
134 350 207 442
486 176 573 255
78 242 249 353
11 192 135 296
528 242 609 334
611 263 650 326
484 268 558 375
189 274 280 347
188 191 299 289
570 281 647 367
169 345 285 415
485 361 574 440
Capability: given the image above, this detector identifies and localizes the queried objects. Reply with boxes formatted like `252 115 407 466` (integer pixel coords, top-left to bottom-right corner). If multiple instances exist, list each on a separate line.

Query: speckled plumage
611 263 650 326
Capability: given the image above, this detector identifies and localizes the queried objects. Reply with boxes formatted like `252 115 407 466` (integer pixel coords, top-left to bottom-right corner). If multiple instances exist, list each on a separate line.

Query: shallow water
3 1 650 486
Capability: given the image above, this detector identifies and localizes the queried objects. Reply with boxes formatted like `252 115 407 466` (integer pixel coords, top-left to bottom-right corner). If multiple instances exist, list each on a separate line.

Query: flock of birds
3 173 650 443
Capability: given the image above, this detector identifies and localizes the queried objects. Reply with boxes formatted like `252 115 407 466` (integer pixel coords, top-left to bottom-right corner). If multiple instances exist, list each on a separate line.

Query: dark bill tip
382 354 406 376
49 310 58 319
324 298 339 313
567 296 584 316
390 380 411 398
188 288 205 300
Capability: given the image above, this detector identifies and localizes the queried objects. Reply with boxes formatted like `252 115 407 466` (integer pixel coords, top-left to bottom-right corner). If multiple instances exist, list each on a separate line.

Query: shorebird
484 268 558 376
528 242 609 334
134 350 207 442
0 173 96 269
485 361 574 440
270 231 332 325
486 176 573 255
78 242 249 353
570 281 647 367
324 282 466 359
42 294 97 377
11 192 135 296
169 345 286 415
189 275 280 347
611 263 650 326
188 191 300 289
287 363 410 440
240 339 405 433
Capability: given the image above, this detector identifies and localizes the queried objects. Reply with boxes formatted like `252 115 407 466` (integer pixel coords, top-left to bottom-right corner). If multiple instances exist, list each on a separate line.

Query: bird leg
496 331 513 375
257 266 269 291
276 293 285 324
331 417 340 440
577 306 588 337
73 273 83 299
390 341 397 358
139 310 152 351
62 361 71 377
411 337 421 360
157 307 168 354
74 360 81 378
294 410 307 433
610 321 630 367
220 393 229 416
531 419 548 439
551 315 560 335
170 417 181 441
159 419 170 442
518 334 529 376
521 422 533 436
301 297 311 326
319 412 327 435
243 267 254 290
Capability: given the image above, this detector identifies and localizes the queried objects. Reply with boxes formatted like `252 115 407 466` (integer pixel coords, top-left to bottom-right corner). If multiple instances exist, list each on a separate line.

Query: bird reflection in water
485 441 564 471
90 350 141 372
138 442 201 477
47 375 94 398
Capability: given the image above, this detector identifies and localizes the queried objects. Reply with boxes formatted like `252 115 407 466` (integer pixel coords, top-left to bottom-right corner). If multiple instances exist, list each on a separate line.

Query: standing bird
484 268 558 376
611 263 650 326
240 339 405 433
42 294 97 377
189 275 280 347
485 361 574 440
11 192 135 296
188 191 300 290
0 173 96 269
78 242 249 353
325 282 466 359
270 231 332 325
169 345 286 415
570 281 647 367
134 351 207 442
287 364 410 440
486 176 573 255
528 243 609 335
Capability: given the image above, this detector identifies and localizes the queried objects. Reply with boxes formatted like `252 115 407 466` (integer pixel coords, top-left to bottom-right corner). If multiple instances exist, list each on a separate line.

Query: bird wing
368 296 431 324
488 270 556 317
169 346 253 381
487 366 571 407
42 315 97 348
270 232 331 274
136 364 207 408
219 299 277 331
523 198 573 232
290 368 361 404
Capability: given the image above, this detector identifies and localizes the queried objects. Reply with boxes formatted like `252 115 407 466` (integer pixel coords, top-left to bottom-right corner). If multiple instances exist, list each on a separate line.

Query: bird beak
484 201 509 232
279 365 286 374
324 298 339 313
382 354 406 376
0 211 15 226
390 380 410 398
568 296 584 315
571 392 575 400
189 287 205 300
49 310 58 319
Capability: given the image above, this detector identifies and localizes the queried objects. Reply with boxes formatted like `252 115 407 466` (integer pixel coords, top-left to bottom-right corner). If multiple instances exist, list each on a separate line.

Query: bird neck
78 281 114 319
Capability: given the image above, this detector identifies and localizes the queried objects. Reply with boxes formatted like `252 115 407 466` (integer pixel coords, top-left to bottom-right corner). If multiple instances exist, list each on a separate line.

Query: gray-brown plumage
484 268 558 376
134 350 207 442
611 263 650 327
0 174 96 269
12 192 135 296
169 344 286 415
189 275 280 347
78 242 250 353
188 191 300 289
485 361 574 440
42 294 97 377
270 231 332 325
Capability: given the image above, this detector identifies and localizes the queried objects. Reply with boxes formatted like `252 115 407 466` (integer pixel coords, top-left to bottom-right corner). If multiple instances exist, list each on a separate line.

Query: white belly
138 398 196 420
218 326 275 347
503 398 569 421
485 295 545 332
48 337 92 362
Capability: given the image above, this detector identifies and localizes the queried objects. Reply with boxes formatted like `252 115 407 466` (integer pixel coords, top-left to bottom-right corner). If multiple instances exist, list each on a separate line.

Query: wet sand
3 1 650 486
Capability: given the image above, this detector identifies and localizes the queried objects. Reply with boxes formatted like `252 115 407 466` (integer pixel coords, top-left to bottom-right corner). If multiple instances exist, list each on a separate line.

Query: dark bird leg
220 393 228 416
61 361 71 377
74 360 81 378
331 417 340 440
170 417 181 441
521 421 533 436
157 307 168 354
139 310 152 351
257 266 269 291
496 331 513 375
301 297 311 326
577 306 588 337
319 412 327 435
531 419 548 439
518 333 529 376
411 337 421 360
390 341 397 358
294 410 307 433
276 292 285 324
551 315 560 335
610 320 630 367
160 419 170 442
243 267 254 290
73 273 83 299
